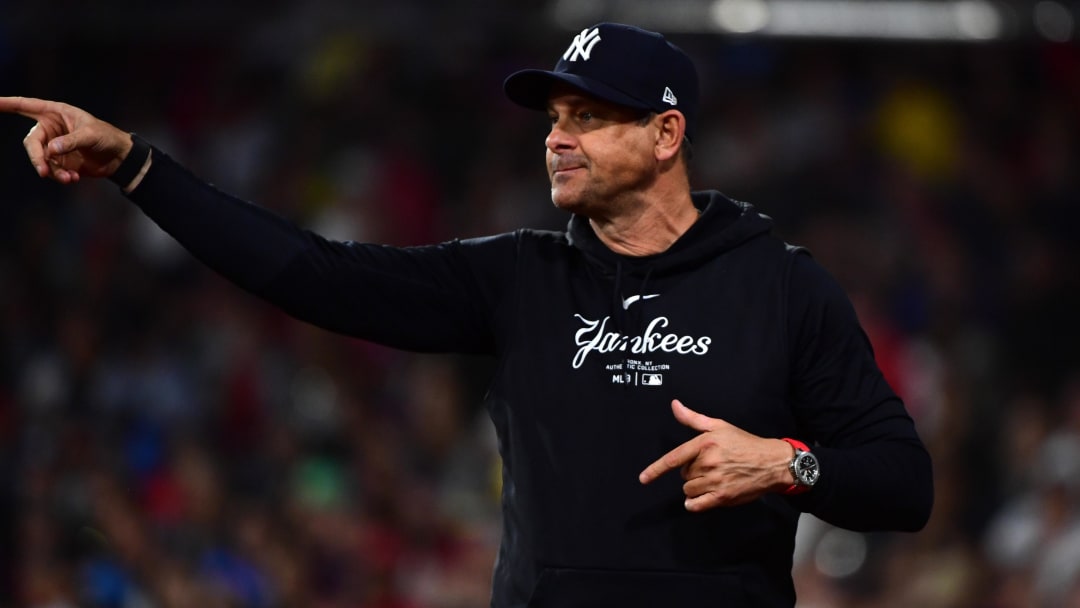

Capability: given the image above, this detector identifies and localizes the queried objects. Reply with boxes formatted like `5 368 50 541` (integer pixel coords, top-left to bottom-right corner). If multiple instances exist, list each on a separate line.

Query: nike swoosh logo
622 294 660 310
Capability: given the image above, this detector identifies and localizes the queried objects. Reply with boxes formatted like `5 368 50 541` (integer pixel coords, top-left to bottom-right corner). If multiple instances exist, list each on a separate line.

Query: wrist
781 437 819 495
108 133 152 192
772 439 797 490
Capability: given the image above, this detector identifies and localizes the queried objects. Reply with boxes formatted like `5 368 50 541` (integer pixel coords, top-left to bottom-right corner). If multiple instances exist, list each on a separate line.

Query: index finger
0 96 51 120
638 439 700 485
2 97 62 178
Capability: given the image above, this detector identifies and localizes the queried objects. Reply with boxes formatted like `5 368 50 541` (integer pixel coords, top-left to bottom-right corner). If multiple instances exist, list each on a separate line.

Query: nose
545 121 576 153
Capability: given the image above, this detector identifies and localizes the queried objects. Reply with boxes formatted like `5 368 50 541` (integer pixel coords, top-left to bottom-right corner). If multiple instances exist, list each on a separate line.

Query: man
2 22 932 608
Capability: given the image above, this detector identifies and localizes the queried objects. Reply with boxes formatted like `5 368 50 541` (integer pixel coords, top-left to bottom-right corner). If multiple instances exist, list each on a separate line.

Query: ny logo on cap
563 28 602 62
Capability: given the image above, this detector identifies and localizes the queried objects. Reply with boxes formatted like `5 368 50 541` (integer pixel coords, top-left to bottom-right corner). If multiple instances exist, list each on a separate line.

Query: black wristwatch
108 133 151 189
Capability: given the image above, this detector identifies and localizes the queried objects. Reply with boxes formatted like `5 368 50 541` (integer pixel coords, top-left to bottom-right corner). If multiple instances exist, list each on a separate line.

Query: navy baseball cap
504 23 700 140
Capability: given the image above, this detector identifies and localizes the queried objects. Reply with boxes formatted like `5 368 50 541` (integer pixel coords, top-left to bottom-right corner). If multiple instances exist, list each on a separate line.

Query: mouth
551 161 586 179
553 166 583 175
550 154 587 178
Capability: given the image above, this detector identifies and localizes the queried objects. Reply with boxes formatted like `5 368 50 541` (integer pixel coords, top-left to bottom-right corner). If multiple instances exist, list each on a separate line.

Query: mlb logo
641 374 663 386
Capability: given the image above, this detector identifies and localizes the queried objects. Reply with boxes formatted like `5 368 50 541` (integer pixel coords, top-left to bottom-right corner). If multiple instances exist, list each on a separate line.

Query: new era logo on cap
504 22 701 141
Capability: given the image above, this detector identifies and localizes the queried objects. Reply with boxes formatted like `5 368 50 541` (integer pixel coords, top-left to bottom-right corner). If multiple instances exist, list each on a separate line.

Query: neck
589 188 698 257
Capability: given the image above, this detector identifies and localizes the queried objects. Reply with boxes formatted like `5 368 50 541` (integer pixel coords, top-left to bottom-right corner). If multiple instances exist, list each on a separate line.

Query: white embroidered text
572 314 711 369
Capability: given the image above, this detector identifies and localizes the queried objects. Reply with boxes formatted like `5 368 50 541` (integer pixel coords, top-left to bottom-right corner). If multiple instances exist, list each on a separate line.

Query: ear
654 110 686 163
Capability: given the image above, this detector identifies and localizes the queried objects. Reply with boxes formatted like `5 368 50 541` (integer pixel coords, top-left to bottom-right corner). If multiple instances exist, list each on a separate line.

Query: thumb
46 126 131 173
671 399 723 432
48 131 94 155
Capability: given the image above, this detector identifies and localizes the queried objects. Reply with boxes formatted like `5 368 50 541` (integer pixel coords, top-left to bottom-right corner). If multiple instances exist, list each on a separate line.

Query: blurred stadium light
551 0 1078 42
1034 0 1076 41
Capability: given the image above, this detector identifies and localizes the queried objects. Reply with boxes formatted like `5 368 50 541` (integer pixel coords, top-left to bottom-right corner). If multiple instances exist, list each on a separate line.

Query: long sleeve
126 145 516 354
786 253 933 532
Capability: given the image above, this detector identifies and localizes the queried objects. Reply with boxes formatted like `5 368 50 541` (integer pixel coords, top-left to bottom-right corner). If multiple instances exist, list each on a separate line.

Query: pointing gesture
0 96 133 184
639 399 796 511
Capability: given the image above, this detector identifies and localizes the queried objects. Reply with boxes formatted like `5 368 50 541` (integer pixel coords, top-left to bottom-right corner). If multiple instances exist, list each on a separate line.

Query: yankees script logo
563 28 602 62
572 314 711 369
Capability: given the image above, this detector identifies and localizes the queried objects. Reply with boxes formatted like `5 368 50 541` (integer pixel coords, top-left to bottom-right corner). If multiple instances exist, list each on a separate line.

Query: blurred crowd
1 3 1079 607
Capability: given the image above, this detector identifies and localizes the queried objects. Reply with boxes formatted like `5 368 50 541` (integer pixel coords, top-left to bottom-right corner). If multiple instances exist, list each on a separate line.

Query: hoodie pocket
526 567 750 607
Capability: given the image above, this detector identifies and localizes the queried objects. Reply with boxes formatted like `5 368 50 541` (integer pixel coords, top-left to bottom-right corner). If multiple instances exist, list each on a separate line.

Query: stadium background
1 1 1079 606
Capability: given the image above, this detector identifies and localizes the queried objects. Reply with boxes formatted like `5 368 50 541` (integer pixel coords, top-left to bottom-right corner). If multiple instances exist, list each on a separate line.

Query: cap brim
504 69 653 113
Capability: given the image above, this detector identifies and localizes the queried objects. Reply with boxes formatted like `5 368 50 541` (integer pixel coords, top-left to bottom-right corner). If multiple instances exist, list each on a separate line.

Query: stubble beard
549 153 592 214
550 181 595 215
550 169 653 220
549 164 618 217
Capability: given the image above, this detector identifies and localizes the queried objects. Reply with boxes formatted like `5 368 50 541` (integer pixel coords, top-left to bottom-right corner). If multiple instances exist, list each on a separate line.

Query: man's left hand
638 399 795 511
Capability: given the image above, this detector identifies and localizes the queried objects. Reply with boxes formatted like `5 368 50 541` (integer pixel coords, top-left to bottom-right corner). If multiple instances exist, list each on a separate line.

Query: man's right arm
2 97 516 354
127 139 514 354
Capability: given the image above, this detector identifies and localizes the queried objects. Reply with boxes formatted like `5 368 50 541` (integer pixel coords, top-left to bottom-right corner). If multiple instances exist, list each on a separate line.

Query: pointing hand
0 96 133 184
639 399 795 511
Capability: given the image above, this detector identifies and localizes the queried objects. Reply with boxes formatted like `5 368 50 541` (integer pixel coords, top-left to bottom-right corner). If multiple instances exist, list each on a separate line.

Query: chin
550 188 587 214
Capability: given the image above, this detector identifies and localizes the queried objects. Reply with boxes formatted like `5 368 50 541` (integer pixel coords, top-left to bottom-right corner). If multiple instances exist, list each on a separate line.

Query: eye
579 111 593 123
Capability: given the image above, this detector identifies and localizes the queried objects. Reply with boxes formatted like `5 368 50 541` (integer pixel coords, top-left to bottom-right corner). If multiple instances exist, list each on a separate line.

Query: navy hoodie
128 147 932 607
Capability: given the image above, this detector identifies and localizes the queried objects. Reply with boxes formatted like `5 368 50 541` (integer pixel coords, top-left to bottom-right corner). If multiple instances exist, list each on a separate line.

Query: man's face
545 86 656 215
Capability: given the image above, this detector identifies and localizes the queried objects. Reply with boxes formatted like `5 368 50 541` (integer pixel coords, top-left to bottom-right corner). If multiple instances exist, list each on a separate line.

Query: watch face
795 452 820 486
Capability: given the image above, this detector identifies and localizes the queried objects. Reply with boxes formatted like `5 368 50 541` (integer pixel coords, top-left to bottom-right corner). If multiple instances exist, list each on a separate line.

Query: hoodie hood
565 191 774 278
564 190 776 349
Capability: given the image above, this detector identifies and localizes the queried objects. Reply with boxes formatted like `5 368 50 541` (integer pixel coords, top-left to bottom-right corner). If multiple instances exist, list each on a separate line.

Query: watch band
781 437 812 495
108 133 151 190
782 437 810 452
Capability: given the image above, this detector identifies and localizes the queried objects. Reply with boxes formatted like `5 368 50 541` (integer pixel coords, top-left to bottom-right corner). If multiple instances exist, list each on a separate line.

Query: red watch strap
781 438 811 495
782 437 810 453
